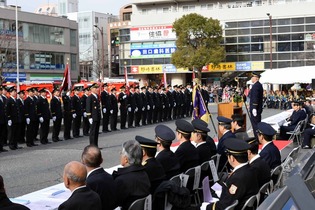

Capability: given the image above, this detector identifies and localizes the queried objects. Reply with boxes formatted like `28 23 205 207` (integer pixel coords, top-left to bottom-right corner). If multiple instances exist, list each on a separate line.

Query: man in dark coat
24 88 38 147
257 122 281 170
17 90 26 144
127 86 136 128
174 120 199 172
118 86 128 129
101 83 111 132
86 83 101 147
172 85 179 120
32 88 40 141
140 87 148 126
204 138 259 210
1 86 9 146
50 89 63 142
110 87 118 131
113 140 151 210
249 72 263 138
0 175 30 210
62 90 73 140
155 125 181 179
231 114 249 140
134 86 143 127
37 88 51 144
0 86 8 152
146 86 154 124
81 87 90 136
81 145 116 210
59 161 102 210
153 87 161 123
166 85 174 120
71 87 82 138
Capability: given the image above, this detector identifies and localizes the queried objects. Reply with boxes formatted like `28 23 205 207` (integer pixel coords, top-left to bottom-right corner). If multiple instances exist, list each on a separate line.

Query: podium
217 102 246 138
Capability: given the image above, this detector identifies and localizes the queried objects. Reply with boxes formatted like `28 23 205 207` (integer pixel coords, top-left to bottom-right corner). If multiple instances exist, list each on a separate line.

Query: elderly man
113 140 150 210
59 161 102 210
81 145 116 210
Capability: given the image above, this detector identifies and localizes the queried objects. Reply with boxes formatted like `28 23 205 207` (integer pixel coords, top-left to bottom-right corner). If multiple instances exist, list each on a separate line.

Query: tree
172 13 225 79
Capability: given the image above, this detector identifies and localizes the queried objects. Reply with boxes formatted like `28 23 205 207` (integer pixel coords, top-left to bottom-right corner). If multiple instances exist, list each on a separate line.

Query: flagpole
15 0 20 92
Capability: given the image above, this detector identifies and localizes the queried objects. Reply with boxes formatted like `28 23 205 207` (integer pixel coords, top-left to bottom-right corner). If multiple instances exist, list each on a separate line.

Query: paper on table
25 199 62 210
9 198 30 205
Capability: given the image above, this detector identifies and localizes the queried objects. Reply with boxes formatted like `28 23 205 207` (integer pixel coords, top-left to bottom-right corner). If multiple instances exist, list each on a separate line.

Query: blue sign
236 62 251 71
130 47 176 58
162 64 177 73
2 72 27 82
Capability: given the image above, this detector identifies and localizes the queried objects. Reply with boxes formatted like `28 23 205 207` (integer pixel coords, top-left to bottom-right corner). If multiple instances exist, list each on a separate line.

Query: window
123 12 131 21
71 54 77 71
183 5 195 12
70 30 77 47
163 7 170 13
201 4 213 10
95 17 99 24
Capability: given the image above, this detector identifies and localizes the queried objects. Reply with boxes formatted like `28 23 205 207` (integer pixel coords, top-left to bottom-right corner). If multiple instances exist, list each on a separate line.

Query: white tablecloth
262 109 293 131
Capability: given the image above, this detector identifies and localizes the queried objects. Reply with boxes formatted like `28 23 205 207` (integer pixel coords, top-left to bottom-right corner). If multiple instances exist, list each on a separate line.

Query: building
112 0 315 87
0 6 79 83
58 0 78 16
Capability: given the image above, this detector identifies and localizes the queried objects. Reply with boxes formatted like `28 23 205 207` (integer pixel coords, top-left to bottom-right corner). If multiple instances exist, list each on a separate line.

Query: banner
192 85 209 123
130 25 176 41
59 64 71 91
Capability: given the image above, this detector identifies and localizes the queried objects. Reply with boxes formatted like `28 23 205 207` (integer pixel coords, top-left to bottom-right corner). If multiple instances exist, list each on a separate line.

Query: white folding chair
241 195 258 210
271 165 283 191
225 199 239 210
286 120 304 145
128 194 152 210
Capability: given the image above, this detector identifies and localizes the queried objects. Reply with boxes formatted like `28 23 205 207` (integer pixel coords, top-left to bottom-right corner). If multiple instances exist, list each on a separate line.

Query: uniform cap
252 72 261 78
7 86 17 92
155 124 175 142
141 86 146 90
52 88 60 94
134 85 140 89
0 86 3 90
18 90 25 95
111 87 116 92
73 86 80 91
90 83 99 89
120 85 126 90
83 86 90 91
33 87 39 92
257 122 276 136
102 83 108 87
224 138 251 155
26 87 34 92
135 135 157 149
175 119 194 134
39 88 47 93
244 137 257 145
191 118 210 133
217 116 232 125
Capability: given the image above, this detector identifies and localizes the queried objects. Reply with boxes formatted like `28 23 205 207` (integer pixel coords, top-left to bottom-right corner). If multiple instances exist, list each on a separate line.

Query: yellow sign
176 67 190 72
207 62 235 71
251 62 264 70
139 65 163 74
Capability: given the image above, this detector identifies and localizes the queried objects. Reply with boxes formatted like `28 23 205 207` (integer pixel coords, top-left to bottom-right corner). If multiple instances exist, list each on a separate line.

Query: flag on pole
124 66 129 88
192 84 209 123
162 72 167 87
60 64 71 91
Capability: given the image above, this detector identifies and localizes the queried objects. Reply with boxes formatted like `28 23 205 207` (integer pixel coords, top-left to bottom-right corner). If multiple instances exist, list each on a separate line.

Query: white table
262 109 293 131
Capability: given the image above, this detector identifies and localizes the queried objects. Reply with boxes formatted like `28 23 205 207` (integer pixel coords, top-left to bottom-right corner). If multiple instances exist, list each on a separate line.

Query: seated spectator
112 140 150 210
231 114 249 140
302 125 315 149
81 145 116 210
59 161 102 210
0 175 30 210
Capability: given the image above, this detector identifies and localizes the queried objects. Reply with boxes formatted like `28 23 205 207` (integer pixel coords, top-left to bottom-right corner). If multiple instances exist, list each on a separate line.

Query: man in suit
110 87 118 131
112 140 151 210
146 86 154 124
59 161 102 210
50 89 63 142
32 87 40 141
191 119 217 164
152 87 161 123
172 85 179 120
217 116 236 172
246 137 271 188
249 72 263 138
24 88 38 147
155 124 181 179
5 87 21 150
17 90 26 144
101 83 111 133
1 86 8 146
257 122 281 170
118 85 128 129
127 86 136 128
71 87 82 138
231 114 249 140
134 86 143 127
185 84 193 117
202 138 259 210
140 86 148 126
160 87 169 121
86 83 101 147
174 119 199 172
81 145 116 210
62 90 73 140
81 87 90 136
135 135 166 194
0 86 8 152
37 88 51 145
166 85 174 120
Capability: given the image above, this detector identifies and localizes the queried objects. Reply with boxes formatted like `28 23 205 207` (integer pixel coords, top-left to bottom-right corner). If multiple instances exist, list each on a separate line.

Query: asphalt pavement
0 104 286 198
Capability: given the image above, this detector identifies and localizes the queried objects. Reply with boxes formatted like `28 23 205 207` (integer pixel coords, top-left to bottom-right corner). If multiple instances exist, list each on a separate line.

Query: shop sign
130 25 176 41
206 62 235 71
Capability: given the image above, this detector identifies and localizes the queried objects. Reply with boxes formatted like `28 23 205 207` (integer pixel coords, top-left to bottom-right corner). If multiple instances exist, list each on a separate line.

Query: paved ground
0 104 288 198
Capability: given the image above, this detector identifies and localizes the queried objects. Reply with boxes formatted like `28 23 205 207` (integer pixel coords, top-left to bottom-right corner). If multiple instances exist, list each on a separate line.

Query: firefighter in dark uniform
172 85 178 119
134 86 143 127
36 88 51 145
24 88 38 147
1 87 9 146
86 83 101 147
81 87 90 136
179 85 186 118
157 87 164 122
72 87 82 138
160 87 169 121
140 86 148 126
201 84 209 112
110 87 118 131
33 87 40 141
135 135 166 194
185 84 192 117
5 87 21 150
0 86 8 152
101 83 111 132
146 86 154 124
118 85 128 129
166 85 174 120
152 87 160 123
17 90 26 144
127 86 136 128
50 89 63 142
249 72 263 138
62 90 73 140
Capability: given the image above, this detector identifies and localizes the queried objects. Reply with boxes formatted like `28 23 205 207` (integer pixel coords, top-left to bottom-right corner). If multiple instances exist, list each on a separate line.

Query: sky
7 0 130 15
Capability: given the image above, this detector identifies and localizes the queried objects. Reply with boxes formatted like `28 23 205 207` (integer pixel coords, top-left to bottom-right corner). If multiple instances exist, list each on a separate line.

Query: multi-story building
113 0 315 86
0 6 79 82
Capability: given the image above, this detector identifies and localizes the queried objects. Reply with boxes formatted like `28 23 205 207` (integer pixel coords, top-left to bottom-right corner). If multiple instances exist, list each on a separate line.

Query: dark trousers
40 120 49 143
280 125 296 140
153 108 159 123
142 110 147 125
8 123 18 148
82 117 90 135
89 120 100 147
135 110 142 126
34 120 39 140
26 121 35 145
110 112 118 130
120 108 127 129
173 106 178 119
18 122 26 143
102 112 110 131
0 123 7 148
128 111 134 127
147 109 153 124
302 128 315 146
52 118 62 141
163 107 169 121
168 107 173 120
64 113 72 139
73 115 81 137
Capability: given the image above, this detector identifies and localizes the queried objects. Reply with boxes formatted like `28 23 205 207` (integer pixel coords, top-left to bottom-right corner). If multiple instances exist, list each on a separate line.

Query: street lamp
94 24 105 81
267 13 272 70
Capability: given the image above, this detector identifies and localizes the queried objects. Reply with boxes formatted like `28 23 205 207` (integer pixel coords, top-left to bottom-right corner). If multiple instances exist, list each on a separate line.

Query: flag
60 64 71 91
162 72 167 87
124 66 129 88
192 85 209 123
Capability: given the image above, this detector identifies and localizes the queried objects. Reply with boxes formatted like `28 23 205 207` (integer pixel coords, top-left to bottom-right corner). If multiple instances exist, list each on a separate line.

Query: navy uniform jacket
0 193 30 210
207 164 259 210
162 93 169 108
167 91 174 107
5 97 19 123
288 109 307 126
71 95 82 116
86 168 116 210
153 92 161 109
50 97 62 119
118 92 128 109
249 81 263 114
80 94 88 114
24 97 37 121
234 128 249 140
127 92 136 111
86 94 101 121
36 97 51 120
17 98 25 123
175 140 199 172
146 91 154 109
156 149 181 179
143 158 166 194
101 91 111 110
135 92 143 110
110 94 118 112
250 156 271 188
201 89 209 105
58 186 102 210
62 95 72 114
113 165 151 210
217 131 236 171
259 142 281 170
196 141 217 165
0 98 5 124
140 92 148 109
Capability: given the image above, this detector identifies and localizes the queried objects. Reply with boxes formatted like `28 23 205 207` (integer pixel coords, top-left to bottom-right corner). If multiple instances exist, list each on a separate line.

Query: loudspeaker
312 79 315 89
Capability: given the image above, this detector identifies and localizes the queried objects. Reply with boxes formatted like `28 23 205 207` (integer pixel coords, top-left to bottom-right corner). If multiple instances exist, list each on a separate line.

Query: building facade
0 7 79 82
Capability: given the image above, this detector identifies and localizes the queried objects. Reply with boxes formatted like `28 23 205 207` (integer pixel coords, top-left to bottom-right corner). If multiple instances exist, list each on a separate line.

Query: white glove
72 113 77 118
174 102 176 107
8 120 12 126
52 116 56 121
26 118 30 125
103 108 106 113
142 107 145 111
153 105 155 109
190 102 193 105
83 112 87 118
123 95 127 99
200 202 209 210
252 109 257 117
89 118 93 124
163 105 165 109
147 105 150 110
110 110 113 114
39 117 44 123
128 107 132 112
135 107 138 112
